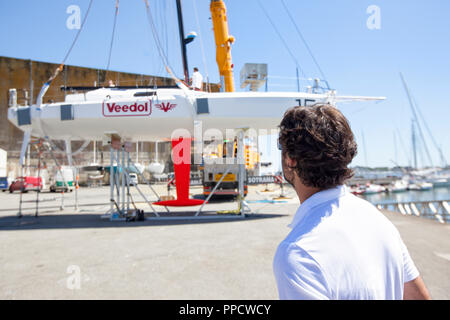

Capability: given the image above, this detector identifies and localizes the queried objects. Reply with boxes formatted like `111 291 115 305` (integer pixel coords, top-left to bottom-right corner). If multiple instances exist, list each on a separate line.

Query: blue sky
0 0 449 168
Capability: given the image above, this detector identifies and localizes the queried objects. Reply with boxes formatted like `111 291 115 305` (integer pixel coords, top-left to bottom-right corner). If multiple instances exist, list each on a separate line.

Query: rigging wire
400 73 434 168
414 114 434 168
62 0 95 65
36 0 94 113
411 95 447 167
192 0 211 92
153 0 166 76
416 121 427 169
280 0 329 89
158 0 168 76
143 0 176 78
256 0 306 80
105 0 120 79
395 127 411 168
39 0 94 94
142 0 190 90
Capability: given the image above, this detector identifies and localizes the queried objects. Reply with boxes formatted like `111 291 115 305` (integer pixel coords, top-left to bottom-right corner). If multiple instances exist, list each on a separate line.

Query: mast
361 129 368 167
210 0 235 92
393 131 397 165
411 120 418 169
400 73 434 169
176 0 189 83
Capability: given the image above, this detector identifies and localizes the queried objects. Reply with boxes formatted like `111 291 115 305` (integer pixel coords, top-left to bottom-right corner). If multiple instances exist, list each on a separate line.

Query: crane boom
210 0 235 92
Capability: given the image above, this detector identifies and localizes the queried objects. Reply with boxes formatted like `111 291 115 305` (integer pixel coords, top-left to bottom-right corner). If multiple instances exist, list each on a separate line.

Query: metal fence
375 200 450 224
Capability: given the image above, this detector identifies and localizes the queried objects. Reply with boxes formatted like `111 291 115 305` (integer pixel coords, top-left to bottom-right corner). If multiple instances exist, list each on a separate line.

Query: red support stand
153 137 205 207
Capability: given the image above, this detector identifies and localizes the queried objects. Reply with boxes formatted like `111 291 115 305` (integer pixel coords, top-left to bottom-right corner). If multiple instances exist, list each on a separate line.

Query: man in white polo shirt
273 104 431 300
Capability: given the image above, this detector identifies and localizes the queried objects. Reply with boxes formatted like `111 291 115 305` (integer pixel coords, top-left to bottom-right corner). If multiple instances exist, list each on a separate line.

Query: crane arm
210 0 235 92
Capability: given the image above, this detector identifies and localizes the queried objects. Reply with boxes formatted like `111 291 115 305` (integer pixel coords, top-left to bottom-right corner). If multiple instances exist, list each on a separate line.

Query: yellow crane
210 0 235 92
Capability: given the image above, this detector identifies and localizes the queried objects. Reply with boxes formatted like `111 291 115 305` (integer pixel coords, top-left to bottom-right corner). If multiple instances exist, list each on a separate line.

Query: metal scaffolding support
100 131 253 222
103 135 161 221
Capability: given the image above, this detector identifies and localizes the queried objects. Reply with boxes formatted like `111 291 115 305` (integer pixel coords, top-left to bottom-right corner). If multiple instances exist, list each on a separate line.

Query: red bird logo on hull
155 102 177 112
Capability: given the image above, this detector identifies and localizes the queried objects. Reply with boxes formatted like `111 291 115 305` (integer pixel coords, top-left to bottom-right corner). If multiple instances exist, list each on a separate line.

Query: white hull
8 88 384 141
390 180 409 193
408 182 433 191
391 187 407 193
427 178 450 188
363 184 386 194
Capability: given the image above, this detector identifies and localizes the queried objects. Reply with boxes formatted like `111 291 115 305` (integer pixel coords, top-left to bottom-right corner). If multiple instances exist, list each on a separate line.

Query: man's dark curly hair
278 103 357 189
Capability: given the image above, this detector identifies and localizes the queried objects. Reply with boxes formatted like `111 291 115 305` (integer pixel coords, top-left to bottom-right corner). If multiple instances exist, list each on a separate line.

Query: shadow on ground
0 211 287 231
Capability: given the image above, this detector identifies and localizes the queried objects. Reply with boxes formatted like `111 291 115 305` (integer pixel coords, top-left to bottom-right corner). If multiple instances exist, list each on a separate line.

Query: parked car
9 176 43 193
0 177 8 192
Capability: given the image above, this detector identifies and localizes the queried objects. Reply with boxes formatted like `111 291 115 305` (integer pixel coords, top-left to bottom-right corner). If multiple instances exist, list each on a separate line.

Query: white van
50 167 74 192
128 173 138 186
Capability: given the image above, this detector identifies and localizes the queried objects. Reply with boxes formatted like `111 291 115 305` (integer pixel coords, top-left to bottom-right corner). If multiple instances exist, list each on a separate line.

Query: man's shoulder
338 192 389 221
341 190 375 207
275 240 324 272
274 239 332 299
287 192 391 242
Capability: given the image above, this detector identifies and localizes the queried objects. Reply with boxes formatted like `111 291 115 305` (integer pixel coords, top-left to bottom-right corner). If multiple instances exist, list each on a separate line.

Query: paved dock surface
0 185 448 299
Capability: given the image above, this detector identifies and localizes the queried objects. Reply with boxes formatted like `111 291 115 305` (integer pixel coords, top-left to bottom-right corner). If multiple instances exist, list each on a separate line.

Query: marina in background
361 185 450 204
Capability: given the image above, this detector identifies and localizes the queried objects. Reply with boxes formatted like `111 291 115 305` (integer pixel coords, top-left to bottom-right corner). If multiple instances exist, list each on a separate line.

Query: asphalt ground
0 184 448 299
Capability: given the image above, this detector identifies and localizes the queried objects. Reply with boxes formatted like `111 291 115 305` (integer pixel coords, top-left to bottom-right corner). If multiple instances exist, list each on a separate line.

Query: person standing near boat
273 104 431 300
191 67 203 90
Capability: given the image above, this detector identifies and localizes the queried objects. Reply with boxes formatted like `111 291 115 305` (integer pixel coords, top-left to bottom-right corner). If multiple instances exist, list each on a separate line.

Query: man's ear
285 153 297 168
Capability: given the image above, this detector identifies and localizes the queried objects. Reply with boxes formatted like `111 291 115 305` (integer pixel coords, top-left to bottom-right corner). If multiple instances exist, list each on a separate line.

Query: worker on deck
191 67 203 91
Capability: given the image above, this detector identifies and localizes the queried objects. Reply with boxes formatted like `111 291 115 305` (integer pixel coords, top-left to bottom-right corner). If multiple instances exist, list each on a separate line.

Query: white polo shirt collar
288 185 349 229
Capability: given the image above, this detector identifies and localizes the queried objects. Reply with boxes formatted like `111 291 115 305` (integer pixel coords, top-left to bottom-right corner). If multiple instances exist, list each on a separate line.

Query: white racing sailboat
8 88 385 142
